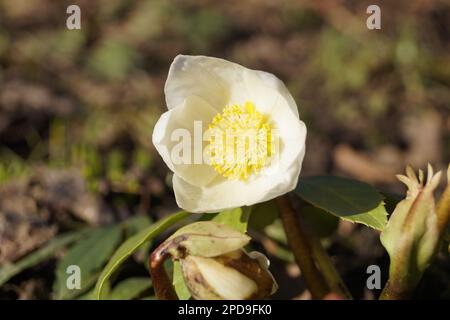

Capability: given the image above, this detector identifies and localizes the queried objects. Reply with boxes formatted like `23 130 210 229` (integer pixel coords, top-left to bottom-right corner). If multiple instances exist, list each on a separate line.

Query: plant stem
275 195 329 299
379 279 411 300
149 242 178 300
306 229 353 299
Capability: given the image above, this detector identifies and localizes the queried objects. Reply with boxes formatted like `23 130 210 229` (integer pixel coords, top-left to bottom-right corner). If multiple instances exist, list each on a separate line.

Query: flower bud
159 221 277 300
165 221 251 259
380 165 441 298
180 249 277 300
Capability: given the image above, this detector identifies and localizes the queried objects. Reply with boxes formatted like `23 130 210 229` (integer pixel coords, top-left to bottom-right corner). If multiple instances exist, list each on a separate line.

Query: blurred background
0 0 449 299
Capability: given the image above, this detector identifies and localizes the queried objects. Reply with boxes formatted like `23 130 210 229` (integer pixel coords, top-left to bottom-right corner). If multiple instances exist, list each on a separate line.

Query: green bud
180 249 277 300
380 164 441 298
165 221 251 259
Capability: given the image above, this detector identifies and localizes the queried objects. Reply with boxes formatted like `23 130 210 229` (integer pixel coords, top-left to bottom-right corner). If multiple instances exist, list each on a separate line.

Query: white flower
152 55 306 213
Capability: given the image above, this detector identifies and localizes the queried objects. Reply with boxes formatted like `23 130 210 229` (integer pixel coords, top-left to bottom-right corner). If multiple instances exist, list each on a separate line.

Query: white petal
187 256 257 300
244 68 299 117
165 55 299 117
165 55 230 111
152 95 218 187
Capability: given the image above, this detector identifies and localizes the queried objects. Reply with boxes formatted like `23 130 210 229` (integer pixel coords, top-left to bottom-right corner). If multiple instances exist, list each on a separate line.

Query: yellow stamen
207 101 274 180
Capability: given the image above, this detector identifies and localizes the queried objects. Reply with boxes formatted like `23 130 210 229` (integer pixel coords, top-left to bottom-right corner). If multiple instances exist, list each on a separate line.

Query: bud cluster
158 221 277 300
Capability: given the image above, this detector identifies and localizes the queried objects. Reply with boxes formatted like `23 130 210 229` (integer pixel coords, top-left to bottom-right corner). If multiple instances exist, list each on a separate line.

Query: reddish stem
149 242 178 300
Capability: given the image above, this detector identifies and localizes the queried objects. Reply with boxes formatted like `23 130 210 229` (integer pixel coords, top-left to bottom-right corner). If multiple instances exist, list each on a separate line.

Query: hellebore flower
152 55 306 213
156 221 277 300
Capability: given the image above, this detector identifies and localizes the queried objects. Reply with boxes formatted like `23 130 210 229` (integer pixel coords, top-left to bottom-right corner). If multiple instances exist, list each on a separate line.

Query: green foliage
248 200 279 231
212 207 252 233
122 215 153 263
0 214 157 300
52 30 86 60
87 38 140 81
94 211 190 299
174 8 229 52
76 290 95 300
123 215 153 236
301 205 339 238
173 261 191 300
0 148 30 183
0 230 88 287
133 147 153 171
342 201 388 231
53 226 122 299
108 277 152 300
296 176 387 230
106 149 125 182
315 29 388 92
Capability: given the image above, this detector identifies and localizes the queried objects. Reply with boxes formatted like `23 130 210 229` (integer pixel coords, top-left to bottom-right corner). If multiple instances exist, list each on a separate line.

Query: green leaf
341 201 388 231
173 261 191 300
301 205 339 238
94 210 190 299
122 215 153 265
108 277 151 300
0 230 88 287
77 290 94 300
212 206 252 233
123 215 153 236
61 272 100 300
53 226 122 299
248 200 279 231
78 282 110 300
295 175 387 230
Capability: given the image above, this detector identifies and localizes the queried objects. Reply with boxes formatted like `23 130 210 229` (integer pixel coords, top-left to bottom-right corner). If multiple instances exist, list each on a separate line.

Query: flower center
207 101 274 180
